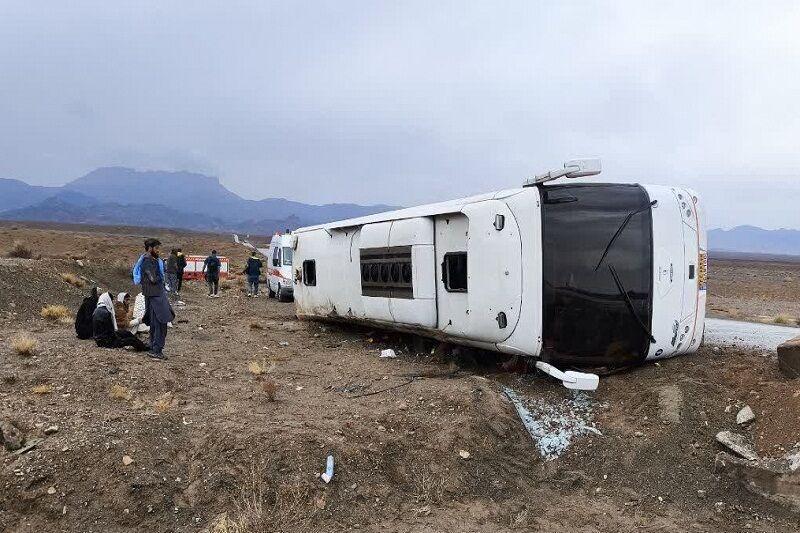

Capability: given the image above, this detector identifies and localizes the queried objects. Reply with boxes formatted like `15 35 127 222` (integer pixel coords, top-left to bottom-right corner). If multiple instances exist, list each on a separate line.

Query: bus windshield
541 183 653 366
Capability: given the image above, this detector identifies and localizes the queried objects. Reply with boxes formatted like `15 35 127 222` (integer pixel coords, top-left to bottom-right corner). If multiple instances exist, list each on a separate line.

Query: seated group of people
74 286 151 352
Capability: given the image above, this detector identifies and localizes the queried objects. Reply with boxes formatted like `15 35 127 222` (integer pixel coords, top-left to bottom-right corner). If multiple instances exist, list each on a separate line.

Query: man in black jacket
202 250 221 298
140 238 174 360
243 251 263 297
176 248 187 293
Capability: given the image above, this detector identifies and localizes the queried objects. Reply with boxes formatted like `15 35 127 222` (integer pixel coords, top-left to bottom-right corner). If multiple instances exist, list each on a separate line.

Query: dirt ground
707 257 800 326
1 223 800 532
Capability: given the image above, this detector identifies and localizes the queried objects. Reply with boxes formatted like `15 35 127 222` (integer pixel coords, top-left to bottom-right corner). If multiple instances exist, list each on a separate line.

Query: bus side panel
294 228 363 318
496 188 542 356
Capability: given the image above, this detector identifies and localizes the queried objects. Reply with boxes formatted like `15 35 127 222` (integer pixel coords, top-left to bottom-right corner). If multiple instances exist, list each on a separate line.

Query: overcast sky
2 1 799 229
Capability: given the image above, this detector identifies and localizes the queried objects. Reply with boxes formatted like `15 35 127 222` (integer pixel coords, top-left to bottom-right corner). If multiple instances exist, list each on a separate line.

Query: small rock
279 341 289 347
379 349 397 359
697 489 706 498
459 450 471 459
634 431 644 438
44 425 59 435
716 431 758 461
777 336 800 378
736 405 756 425
0 420 24 451
122 455 134 466
47 486 56 495
76 260 84 267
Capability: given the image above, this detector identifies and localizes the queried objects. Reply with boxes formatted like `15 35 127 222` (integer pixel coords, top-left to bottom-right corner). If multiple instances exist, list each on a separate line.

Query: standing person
176 248 187 294
166 248 180 302
137 238 174 360
202 250 221 298
242 250 263 297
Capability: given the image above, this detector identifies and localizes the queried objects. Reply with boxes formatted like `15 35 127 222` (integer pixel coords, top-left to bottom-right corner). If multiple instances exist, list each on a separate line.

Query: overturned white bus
290 160 707 368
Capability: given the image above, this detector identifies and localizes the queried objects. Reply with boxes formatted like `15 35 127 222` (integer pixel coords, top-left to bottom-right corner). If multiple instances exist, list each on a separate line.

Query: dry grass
109 384 133 401
11 334 38 356
31 383 53 395
773 314 797 325
153 392 174 413
219 278 235 291
248 360 265 375
60 272 86 288
262 379 278 402
208 463 310 533
249 322 264 330
6 240 33 259
40 305 71 321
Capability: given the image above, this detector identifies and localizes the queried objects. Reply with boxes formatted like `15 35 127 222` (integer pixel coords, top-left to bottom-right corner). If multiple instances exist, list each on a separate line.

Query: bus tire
268 284 275 298
277 284 288 302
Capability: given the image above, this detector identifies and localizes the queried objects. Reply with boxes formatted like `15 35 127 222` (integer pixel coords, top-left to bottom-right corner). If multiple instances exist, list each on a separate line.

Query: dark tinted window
443 252 468 292
541 184 653 366
303 260 316 286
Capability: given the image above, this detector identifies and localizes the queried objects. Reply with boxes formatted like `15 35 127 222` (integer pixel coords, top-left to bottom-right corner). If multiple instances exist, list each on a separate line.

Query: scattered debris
320 455 334 483
47 486 57 495
12 438 42 455
503 387 599 460
458 449 471 459
716 447 800 511
122 455 134 466
715 431 758 461
279 341 289 347
379 349 397 359
736 405 756 425
777 336 800 378
44 425 59 435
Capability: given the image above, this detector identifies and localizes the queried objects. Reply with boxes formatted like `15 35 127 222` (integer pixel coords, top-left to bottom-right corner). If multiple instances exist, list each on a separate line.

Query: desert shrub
31 383 52 395
153 392 174 413
219 278 235 291
11 334 38 356
248 361 264 375
40 305 71 321
774 314 797 325
60 272 86 288
109 384 133 401
249 322 263 330
262 379 278 402
6 240 32 259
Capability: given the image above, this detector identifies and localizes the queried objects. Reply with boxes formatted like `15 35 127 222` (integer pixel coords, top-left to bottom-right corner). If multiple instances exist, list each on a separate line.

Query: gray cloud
1 1 799 228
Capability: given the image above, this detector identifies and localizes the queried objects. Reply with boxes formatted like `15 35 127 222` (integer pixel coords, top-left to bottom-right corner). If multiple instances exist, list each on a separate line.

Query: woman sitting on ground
75 286 98 339
129 292 149 334
114 292 132 330
92 292 149 352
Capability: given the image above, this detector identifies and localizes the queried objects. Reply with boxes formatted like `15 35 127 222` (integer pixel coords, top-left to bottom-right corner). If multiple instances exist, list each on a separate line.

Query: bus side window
303 260 317 286
443 252 468 292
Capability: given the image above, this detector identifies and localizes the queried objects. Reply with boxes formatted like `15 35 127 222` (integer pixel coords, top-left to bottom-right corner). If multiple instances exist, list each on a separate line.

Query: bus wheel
268 284 275 298
277 284 287 302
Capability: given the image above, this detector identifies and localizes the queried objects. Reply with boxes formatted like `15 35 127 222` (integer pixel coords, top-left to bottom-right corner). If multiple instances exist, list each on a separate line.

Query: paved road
705 317 798 351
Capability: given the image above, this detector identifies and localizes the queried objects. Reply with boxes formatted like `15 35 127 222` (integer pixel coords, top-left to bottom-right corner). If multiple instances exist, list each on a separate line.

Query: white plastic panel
435 213 470 337
462 200 522 343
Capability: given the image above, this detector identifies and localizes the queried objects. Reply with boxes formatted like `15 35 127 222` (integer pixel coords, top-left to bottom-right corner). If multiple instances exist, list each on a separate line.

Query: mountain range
708 225 800 257
2 169 799 256
0 167 396 236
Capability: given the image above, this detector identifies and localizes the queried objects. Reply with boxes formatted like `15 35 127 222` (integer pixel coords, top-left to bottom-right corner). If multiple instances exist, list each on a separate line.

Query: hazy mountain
63 166 396 225
0 167 396 235
0 178 59 212
708 225 800 256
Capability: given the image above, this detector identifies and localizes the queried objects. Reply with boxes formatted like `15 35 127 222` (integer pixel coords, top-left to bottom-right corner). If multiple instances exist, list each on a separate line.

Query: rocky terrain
1 222 799 532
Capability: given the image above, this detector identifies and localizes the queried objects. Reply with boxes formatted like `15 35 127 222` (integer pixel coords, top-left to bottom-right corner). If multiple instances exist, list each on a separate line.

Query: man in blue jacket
134 238 173 360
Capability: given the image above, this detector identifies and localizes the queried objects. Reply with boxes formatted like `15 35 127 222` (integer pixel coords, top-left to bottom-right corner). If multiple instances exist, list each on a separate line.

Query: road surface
704 317 798 351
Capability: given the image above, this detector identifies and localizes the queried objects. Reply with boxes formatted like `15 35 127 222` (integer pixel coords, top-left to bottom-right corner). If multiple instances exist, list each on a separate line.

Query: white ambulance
265 232 295 302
